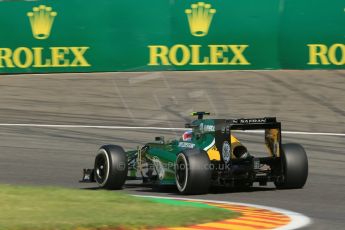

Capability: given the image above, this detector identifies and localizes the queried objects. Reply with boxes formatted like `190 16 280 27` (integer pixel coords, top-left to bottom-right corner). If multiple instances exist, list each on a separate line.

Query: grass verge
0 184 239 230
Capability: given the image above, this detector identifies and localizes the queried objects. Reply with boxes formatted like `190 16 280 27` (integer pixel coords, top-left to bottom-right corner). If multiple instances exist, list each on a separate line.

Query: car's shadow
132 185 276 195
82 183 276 195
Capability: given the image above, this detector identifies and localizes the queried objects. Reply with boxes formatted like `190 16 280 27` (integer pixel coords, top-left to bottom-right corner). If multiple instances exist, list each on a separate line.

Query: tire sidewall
94 149 111 187
176 153 189 192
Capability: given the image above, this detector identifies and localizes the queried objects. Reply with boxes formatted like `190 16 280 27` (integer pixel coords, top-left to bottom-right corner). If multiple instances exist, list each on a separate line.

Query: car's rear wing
223 117 281 130
215 117 282 158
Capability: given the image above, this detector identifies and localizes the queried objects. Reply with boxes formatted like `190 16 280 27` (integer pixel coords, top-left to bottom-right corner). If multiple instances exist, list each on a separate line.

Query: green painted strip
147 197 233 212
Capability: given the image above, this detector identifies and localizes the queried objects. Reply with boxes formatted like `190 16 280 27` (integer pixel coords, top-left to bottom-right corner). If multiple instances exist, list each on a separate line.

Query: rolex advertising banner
0 0 344 74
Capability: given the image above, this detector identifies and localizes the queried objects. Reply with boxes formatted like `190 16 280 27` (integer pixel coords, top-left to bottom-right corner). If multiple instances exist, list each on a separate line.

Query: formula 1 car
81 112 308 194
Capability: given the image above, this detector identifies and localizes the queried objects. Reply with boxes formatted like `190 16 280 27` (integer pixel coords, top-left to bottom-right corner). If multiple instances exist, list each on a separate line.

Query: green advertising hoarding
0 0 344 73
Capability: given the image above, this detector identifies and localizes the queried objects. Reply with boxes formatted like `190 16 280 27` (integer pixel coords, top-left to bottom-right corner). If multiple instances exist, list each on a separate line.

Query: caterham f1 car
81 112 308 194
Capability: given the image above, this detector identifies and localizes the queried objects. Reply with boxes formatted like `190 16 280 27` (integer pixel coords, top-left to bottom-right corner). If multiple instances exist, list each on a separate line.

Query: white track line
237 129 345 137
0 123 344 137
0 123 186 131
134 195 312 230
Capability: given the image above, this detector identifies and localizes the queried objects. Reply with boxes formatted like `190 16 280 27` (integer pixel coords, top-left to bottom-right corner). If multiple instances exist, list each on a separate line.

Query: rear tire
94 145 128 190
275 143 308 189
175 149 211 195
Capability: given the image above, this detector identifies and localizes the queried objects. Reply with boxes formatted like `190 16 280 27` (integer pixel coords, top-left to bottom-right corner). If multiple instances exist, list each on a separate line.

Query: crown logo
185 2 216 37
27 5 57 40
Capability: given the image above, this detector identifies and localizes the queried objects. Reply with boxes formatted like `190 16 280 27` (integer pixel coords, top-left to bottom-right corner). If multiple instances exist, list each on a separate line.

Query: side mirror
185 123 198 128
155 136 165 143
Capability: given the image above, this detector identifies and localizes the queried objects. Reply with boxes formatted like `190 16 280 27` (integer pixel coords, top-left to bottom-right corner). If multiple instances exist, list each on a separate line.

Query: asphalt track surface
0 70 344 229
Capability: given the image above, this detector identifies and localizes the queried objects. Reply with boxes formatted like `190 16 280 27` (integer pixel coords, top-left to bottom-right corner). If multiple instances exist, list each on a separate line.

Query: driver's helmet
182 130 193 142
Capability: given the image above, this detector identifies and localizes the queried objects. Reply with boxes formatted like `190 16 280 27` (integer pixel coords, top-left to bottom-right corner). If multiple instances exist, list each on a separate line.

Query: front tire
275 143 308 189
94 145 128 190
175 149 211 195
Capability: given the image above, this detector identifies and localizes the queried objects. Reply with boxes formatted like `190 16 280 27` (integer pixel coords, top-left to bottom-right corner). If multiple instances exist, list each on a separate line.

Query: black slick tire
275 143 308 189
175 149 211 195
94 145 128 190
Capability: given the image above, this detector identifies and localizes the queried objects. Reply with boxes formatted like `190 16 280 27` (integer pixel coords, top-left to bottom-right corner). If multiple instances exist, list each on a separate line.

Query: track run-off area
0 70 344 229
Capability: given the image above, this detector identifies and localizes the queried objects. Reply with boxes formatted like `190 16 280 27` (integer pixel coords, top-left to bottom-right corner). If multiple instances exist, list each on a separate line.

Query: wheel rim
175 153 188 192
94 150 110 186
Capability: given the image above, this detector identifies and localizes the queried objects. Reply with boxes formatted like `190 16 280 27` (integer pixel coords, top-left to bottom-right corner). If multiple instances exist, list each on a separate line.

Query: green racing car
81 112 308 194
